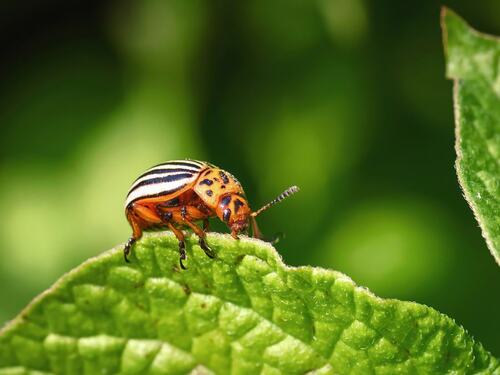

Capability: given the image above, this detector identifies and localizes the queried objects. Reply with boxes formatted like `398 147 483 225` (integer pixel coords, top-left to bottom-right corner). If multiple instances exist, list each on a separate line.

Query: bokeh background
0 0 499 354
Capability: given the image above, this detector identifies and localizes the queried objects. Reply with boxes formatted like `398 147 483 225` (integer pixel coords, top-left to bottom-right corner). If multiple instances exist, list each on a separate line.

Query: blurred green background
0 0 499 354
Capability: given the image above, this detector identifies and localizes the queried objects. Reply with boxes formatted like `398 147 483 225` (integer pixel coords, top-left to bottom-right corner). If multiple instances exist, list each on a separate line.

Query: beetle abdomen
125 160 207 208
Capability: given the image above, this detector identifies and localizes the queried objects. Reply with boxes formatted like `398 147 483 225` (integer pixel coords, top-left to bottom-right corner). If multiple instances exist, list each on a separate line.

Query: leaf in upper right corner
442 8 500 265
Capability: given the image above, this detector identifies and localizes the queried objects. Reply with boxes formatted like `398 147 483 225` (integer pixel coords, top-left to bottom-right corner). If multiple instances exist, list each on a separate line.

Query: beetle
124 159 299 269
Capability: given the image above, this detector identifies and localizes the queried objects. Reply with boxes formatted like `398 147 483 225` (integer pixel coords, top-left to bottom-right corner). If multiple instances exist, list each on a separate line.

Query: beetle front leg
199 237 215 258
203 218 210 232
183 219 216 259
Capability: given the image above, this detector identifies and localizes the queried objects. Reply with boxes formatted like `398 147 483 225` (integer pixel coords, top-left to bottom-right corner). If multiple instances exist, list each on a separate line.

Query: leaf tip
440 7 463 78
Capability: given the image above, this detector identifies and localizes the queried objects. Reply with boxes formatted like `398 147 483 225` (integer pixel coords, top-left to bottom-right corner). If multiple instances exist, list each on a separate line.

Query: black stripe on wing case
127 172 194 196
150 160 204 170
126 184 189 207
134 168 198 182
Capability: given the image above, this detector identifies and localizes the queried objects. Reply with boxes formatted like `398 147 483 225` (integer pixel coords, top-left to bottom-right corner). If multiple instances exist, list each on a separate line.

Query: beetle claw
199 238 216 259
179 258 187 270
178 240 187 270
124 237 135 263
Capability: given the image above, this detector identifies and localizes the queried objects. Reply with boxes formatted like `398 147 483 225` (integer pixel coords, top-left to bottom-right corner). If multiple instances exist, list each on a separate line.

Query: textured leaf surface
442 8 500 264
0 232 498 374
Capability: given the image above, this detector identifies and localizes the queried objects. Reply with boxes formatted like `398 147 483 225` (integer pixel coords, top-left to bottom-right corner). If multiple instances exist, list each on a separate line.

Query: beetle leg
231 229 239 240
124 237 135 263
183 219 216 259
124 208 143 263
155 207 188 269
165 221 187 270
157 209 173 223
203 218 210 232
181 206 188 221
199 237 215 258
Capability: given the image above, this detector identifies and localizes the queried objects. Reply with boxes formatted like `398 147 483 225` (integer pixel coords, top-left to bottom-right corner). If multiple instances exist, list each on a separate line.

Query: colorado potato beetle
124 159 299 269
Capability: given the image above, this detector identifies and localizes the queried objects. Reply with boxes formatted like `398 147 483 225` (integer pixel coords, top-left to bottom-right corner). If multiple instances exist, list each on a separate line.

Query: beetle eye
234 198 245 213
221 195 231 206
223 208 231 223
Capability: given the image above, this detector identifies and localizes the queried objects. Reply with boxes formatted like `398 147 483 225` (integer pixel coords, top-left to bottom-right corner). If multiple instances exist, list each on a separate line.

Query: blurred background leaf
0 0 499 355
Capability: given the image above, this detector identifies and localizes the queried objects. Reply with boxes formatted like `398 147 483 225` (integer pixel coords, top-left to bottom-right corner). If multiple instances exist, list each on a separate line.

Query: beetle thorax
193 167 244 207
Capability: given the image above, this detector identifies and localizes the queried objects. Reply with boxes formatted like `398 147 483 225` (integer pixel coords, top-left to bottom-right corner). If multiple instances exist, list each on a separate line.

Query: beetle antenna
251 186 299 217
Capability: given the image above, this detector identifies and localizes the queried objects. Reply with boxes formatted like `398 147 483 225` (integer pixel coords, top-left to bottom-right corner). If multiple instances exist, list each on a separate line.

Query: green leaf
0 233 498 374
441 8 500 265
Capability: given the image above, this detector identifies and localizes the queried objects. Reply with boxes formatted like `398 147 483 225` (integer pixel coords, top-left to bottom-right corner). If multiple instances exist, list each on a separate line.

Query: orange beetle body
124 159 298 269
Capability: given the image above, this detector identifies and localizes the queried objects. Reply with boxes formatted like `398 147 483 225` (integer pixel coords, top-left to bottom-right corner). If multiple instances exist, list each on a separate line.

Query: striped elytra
125 160 206 207
123 159 299 270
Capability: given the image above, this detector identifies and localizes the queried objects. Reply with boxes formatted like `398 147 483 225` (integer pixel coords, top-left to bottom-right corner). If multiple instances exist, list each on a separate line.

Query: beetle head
216 186 300 240
216 193 251 238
